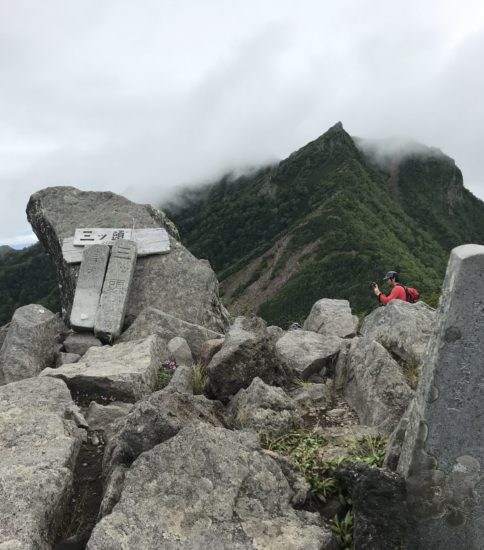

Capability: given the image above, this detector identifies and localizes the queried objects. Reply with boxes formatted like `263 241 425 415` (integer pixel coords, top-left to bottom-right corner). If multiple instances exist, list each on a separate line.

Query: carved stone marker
94 240 137 342
70 245 110 331
398 245 484 549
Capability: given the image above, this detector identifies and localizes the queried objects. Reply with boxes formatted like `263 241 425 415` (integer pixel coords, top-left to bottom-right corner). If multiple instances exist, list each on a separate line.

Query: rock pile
0 187 447 549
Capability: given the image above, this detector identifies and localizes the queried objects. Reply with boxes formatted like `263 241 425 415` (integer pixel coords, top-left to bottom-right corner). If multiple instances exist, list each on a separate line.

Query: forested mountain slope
167 123 484 327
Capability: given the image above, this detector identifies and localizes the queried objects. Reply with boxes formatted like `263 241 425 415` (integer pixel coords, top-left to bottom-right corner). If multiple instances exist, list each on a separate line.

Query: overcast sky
2 0 484 246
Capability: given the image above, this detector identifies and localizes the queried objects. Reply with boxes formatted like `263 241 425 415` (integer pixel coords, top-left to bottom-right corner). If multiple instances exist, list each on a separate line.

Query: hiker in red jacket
372 271 406 304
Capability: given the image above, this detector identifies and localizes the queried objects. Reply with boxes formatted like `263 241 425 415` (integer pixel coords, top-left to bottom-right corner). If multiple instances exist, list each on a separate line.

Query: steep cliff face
169 123 484 327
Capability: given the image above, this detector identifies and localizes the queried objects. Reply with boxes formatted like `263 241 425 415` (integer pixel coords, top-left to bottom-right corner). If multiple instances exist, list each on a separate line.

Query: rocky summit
1 185 483 549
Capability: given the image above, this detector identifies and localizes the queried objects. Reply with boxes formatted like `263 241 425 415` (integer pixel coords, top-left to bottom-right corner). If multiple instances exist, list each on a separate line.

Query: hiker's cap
383 270 398 281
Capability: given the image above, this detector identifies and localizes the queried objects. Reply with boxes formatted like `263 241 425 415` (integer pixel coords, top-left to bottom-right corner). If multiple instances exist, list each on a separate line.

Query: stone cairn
398 244 484 549
69 227 170 342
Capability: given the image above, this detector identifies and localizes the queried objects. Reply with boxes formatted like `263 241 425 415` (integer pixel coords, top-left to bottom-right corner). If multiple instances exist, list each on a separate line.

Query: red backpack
397 284 420 303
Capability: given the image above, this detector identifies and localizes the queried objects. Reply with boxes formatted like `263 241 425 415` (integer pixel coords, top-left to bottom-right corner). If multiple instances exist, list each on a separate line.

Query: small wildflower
163 360 178 371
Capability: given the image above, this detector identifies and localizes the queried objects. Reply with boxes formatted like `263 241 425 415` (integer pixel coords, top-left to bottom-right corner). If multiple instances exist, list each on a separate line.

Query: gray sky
2 0 484 246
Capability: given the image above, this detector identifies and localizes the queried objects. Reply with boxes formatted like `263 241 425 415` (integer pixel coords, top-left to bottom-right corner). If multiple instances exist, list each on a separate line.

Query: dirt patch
53 432 105 549
302 396 359 430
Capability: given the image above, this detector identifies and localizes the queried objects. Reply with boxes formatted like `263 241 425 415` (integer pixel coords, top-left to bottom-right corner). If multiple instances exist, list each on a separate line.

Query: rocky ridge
0 188 439 549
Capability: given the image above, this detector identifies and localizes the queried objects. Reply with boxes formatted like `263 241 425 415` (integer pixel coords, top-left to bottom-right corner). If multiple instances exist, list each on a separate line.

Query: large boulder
41 335 163 402
275 329 342 380
336 337 414 434
303 298 358 338
87 424 337 550
103 388 226 475
118 306 223 358
0 377 83 549
26 186 228 333
0 304 66 385
360 300 436 364
207 316 290 402
227 377 300 435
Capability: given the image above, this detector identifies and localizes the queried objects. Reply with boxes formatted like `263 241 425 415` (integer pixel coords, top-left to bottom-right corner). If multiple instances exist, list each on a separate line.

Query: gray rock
97 465 128 519
198 337 225 366
207 316 290 402
275 329 342 380
88 424 337 550
0 304 66 385
398 245 484 548
361 299 436 365
0 377 83 549
383 401 414 471
63 332 102 355
94 239 137 342
103 388 226 477
85 401 134 431
227 377 300 435
55 352 81 367
262 450 311 506
41 335 163 402
337 337 414 434
303 298 358 338
290 383 333 413
70 244 110 331
165 364 194 394
167 336 193 367
267 325 284 342
0 321 10 349
26 186 228 333
119 307 223 359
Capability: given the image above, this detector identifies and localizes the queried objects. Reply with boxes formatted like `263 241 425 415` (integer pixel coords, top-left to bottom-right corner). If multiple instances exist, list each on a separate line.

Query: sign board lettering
73 228 134 246
70 245 110 331
94 240 137 342
63 228 170 263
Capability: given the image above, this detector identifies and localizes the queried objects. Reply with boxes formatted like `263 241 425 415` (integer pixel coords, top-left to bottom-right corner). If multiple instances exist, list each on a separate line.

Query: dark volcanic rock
26 186 228 333
336 462 407 550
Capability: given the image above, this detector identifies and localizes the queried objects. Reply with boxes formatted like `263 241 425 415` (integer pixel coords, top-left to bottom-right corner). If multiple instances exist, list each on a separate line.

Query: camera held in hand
369 281 377 291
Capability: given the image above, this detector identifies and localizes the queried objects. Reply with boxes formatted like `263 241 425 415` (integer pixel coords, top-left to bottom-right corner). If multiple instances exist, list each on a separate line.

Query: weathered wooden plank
94 240 137 342
70 245 110 331
62 228 170 263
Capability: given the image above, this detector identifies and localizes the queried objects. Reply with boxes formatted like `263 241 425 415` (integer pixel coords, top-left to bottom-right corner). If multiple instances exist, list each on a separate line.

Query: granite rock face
227 377 300 435
103 389 226 477
397 245 484 549
337 337 414 434
119 307 223 358
0 304 66 385
0 377 83 549
207 316 290 402
41 335 163 402
303 298 358 338
275 329 342 380
26 186 228 333
88 424 337 550
361 300 435 364
63 332 102 356
85 401 134 432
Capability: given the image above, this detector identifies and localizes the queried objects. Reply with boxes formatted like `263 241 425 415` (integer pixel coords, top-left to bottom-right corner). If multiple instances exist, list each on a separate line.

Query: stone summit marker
94 239 137 342
70 245 110 331
397 244 484 549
